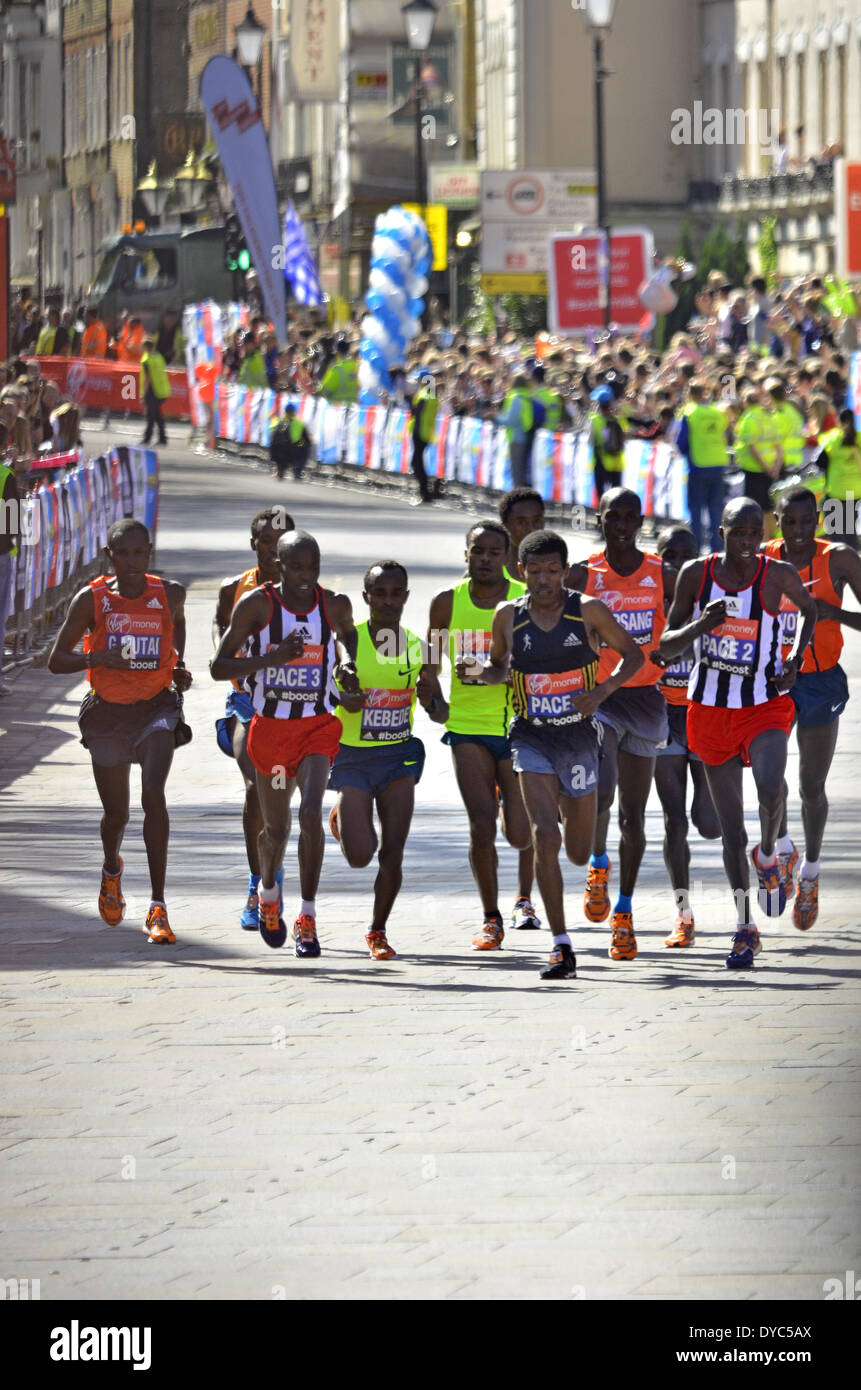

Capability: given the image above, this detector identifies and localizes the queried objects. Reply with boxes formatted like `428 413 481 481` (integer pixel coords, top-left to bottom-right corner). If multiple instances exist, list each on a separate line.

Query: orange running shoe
98 858 125 925
293 913 321 958
583 859 611 923
143 903 175 945
792 875 819 931
366 930 396 960
471 917 504 951
608 911 637 961
259 896 287 949
328 805 341 843
664 914 695 947
778 841 799 903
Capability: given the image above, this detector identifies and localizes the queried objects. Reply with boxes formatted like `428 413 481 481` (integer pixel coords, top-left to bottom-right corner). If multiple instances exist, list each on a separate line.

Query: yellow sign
403 203 448 271
481 273 548 296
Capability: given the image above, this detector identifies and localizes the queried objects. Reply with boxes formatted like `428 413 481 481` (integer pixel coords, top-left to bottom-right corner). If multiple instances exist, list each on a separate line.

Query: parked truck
86 226 237 337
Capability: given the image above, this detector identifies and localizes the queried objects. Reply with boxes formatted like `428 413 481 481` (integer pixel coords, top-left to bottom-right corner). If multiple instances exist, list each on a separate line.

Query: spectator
35 308 61 355
815 409 861 549
498 373 535 488
676 379 729 552
80 308 109 358
139 337 170 446
588 385 627 499
269 402 313 481
155 308 185 366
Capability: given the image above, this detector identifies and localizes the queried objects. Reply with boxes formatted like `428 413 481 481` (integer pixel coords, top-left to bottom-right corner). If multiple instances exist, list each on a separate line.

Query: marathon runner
653 525 721 946
471 529 642 980
327 561 425 960
567 488 674 961
48 518 193 944
659 497 816 967
766 485 861 929
210 531 359 956
418 521 532 950
498 486 548 929
213 507 293 930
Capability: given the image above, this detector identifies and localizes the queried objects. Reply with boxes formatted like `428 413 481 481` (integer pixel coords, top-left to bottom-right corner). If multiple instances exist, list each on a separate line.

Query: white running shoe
511 898 542 930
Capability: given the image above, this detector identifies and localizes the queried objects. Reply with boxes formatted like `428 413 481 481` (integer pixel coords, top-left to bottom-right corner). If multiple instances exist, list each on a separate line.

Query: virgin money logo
106 613 131 634
530 673 553 694
601 591 624 612
66 363 88 403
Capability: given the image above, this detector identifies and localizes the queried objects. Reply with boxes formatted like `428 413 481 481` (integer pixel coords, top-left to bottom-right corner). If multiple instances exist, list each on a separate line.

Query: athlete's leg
616 749 655 897
689 758 721 840
516 846 536 900
592 724 620 856
703 756 752 922
334 785 378 869
294 753 331 902
451 741 502 916
518 771 566 935
497 757 533 852
747 729 789 858
370 776 415 933
256 770 296 890
797 720 840 862
233 718 282 877
560 789 598 865
137 731 176 902
654 753 691 908
92 761 131 874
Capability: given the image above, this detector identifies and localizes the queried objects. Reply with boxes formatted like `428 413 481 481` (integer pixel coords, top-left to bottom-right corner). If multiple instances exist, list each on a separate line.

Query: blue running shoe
258 896 287 949
293 913 321 958
241 868 284 930
725 925 762 970
751 845 786 917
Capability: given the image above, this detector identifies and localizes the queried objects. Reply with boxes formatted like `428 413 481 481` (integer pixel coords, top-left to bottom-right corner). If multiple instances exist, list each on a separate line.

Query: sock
801 857 820 880
673 889 691 917
248 872 261 890
149 900 166 908
552 933 571 948
756 845 777 868
301 899 316 918
590 852 609 869
614 892 633 915
515 896 532 907
485 907 502 923
259 883 279 903
776 835 795 856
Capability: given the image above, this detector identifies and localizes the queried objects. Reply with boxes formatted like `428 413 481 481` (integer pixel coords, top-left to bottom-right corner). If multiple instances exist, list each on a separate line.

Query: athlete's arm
659 560 726 662
48 586 128 674
324 590 360 694
565 560 588 592
773 561 817 690
469 602 514 685
163 580 193 691
213 576 239 648
417 589 453 722
210 590 301 681
575 599 644 715
819 547 861 631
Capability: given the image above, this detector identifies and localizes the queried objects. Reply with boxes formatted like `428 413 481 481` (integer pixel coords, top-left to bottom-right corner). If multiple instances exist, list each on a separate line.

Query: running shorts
329 736 426 795
79 687 191 767
790 664 849 729
687 697 795 767
510 718 601 799
215 688 255 758
595 685 669 759
442 730 511 763
655 701 701 761
247 711 343 779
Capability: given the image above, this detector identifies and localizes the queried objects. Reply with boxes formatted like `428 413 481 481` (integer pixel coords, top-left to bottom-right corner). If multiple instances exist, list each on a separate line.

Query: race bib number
360 688 413 742
779 593 799 643
105 615 163 671
661 655 693 688
598 592 656 648
263 643 324 702
456 629 491 684
524 668 585 724
701 617 758 675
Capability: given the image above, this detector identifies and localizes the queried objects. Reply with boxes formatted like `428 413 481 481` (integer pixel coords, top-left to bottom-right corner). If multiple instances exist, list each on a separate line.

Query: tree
657 217 750 347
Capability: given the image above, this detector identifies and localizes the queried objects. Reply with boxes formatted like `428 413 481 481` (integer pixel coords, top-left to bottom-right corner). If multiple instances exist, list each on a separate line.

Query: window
30 62 41 168
796 52 806 156
818 50 828 149
837 45 846 149
124 36 132 131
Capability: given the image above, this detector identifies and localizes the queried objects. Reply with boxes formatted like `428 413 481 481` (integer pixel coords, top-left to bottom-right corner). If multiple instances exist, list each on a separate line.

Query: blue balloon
408 299 424 318
365 289 385 315
359 388 378 406
416 254 431 277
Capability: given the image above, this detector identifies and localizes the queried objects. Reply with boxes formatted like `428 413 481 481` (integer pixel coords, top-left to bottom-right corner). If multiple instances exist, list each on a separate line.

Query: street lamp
173 150 214 217
402 0 438 214
580 0 617 328
235 4 266 98
136 160 174 224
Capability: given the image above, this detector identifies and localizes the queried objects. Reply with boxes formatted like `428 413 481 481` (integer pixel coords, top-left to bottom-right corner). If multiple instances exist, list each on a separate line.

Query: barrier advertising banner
32 356 191 417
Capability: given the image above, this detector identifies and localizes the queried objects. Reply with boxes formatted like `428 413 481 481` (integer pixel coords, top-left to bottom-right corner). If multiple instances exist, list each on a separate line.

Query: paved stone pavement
1 435 858 1301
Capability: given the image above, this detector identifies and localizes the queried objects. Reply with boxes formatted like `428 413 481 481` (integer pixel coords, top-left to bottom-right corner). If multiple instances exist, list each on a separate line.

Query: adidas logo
639 574 657 588
586 770 597 786
146 597 162 609
563 633 580 647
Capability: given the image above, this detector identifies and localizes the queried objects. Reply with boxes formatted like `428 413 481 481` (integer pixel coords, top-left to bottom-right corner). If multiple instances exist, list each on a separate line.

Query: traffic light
224 213 249 272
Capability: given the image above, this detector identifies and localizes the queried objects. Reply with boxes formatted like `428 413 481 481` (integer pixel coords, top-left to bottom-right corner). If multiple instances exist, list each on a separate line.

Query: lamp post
235 3 266 102
402 0 438 216
135 160 175 228
580 0 617 329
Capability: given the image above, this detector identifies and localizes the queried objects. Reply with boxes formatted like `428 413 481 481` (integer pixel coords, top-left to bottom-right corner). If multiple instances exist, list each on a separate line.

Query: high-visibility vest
413 387 439 443
0 462 18 557
685 403 729 467
771 402 804 473
534 387 564 430
821 428 861 501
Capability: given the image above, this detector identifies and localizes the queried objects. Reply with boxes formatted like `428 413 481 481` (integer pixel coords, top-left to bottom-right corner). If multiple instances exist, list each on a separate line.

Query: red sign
30 356 192 419
0 136 16 203
548 229 653 335
844 163 861 276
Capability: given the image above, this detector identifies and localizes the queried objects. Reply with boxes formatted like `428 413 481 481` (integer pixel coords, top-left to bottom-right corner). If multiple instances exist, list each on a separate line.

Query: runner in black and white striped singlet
245 582 339 719
688 552 784 708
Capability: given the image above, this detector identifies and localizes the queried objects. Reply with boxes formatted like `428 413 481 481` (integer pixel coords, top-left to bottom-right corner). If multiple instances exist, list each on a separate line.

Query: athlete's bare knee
297 804 324 837
723 825 748 858
663 810 688 840
469 816 497 852
618 807 646 839
533 823 562 860
799 774 826 806
140 785 167 817
343 836 376 869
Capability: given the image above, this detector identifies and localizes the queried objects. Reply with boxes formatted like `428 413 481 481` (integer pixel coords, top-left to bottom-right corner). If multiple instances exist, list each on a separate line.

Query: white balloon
358 361 379 392
413 275 429 297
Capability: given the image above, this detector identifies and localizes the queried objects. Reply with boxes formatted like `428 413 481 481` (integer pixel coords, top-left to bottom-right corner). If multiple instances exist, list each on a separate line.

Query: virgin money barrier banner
33 356 191 418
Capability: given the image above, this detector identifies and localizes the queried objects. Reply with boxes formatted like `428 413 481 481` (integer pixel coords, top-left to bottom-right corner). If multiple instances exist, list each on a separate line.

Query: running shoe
258 897 287 949
366 930 396 960
293 913 321 958
540 944 577 980
751 845 787 917
143 904 175 945
664 914 695 947
792 876 819 932
725 925 761 969
511 897 542 930
471 916 504 951
99 858 125 926
777 841 799 903
583 859 612 923
608 911 637 961
328 805 341 843
241 868 283 931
